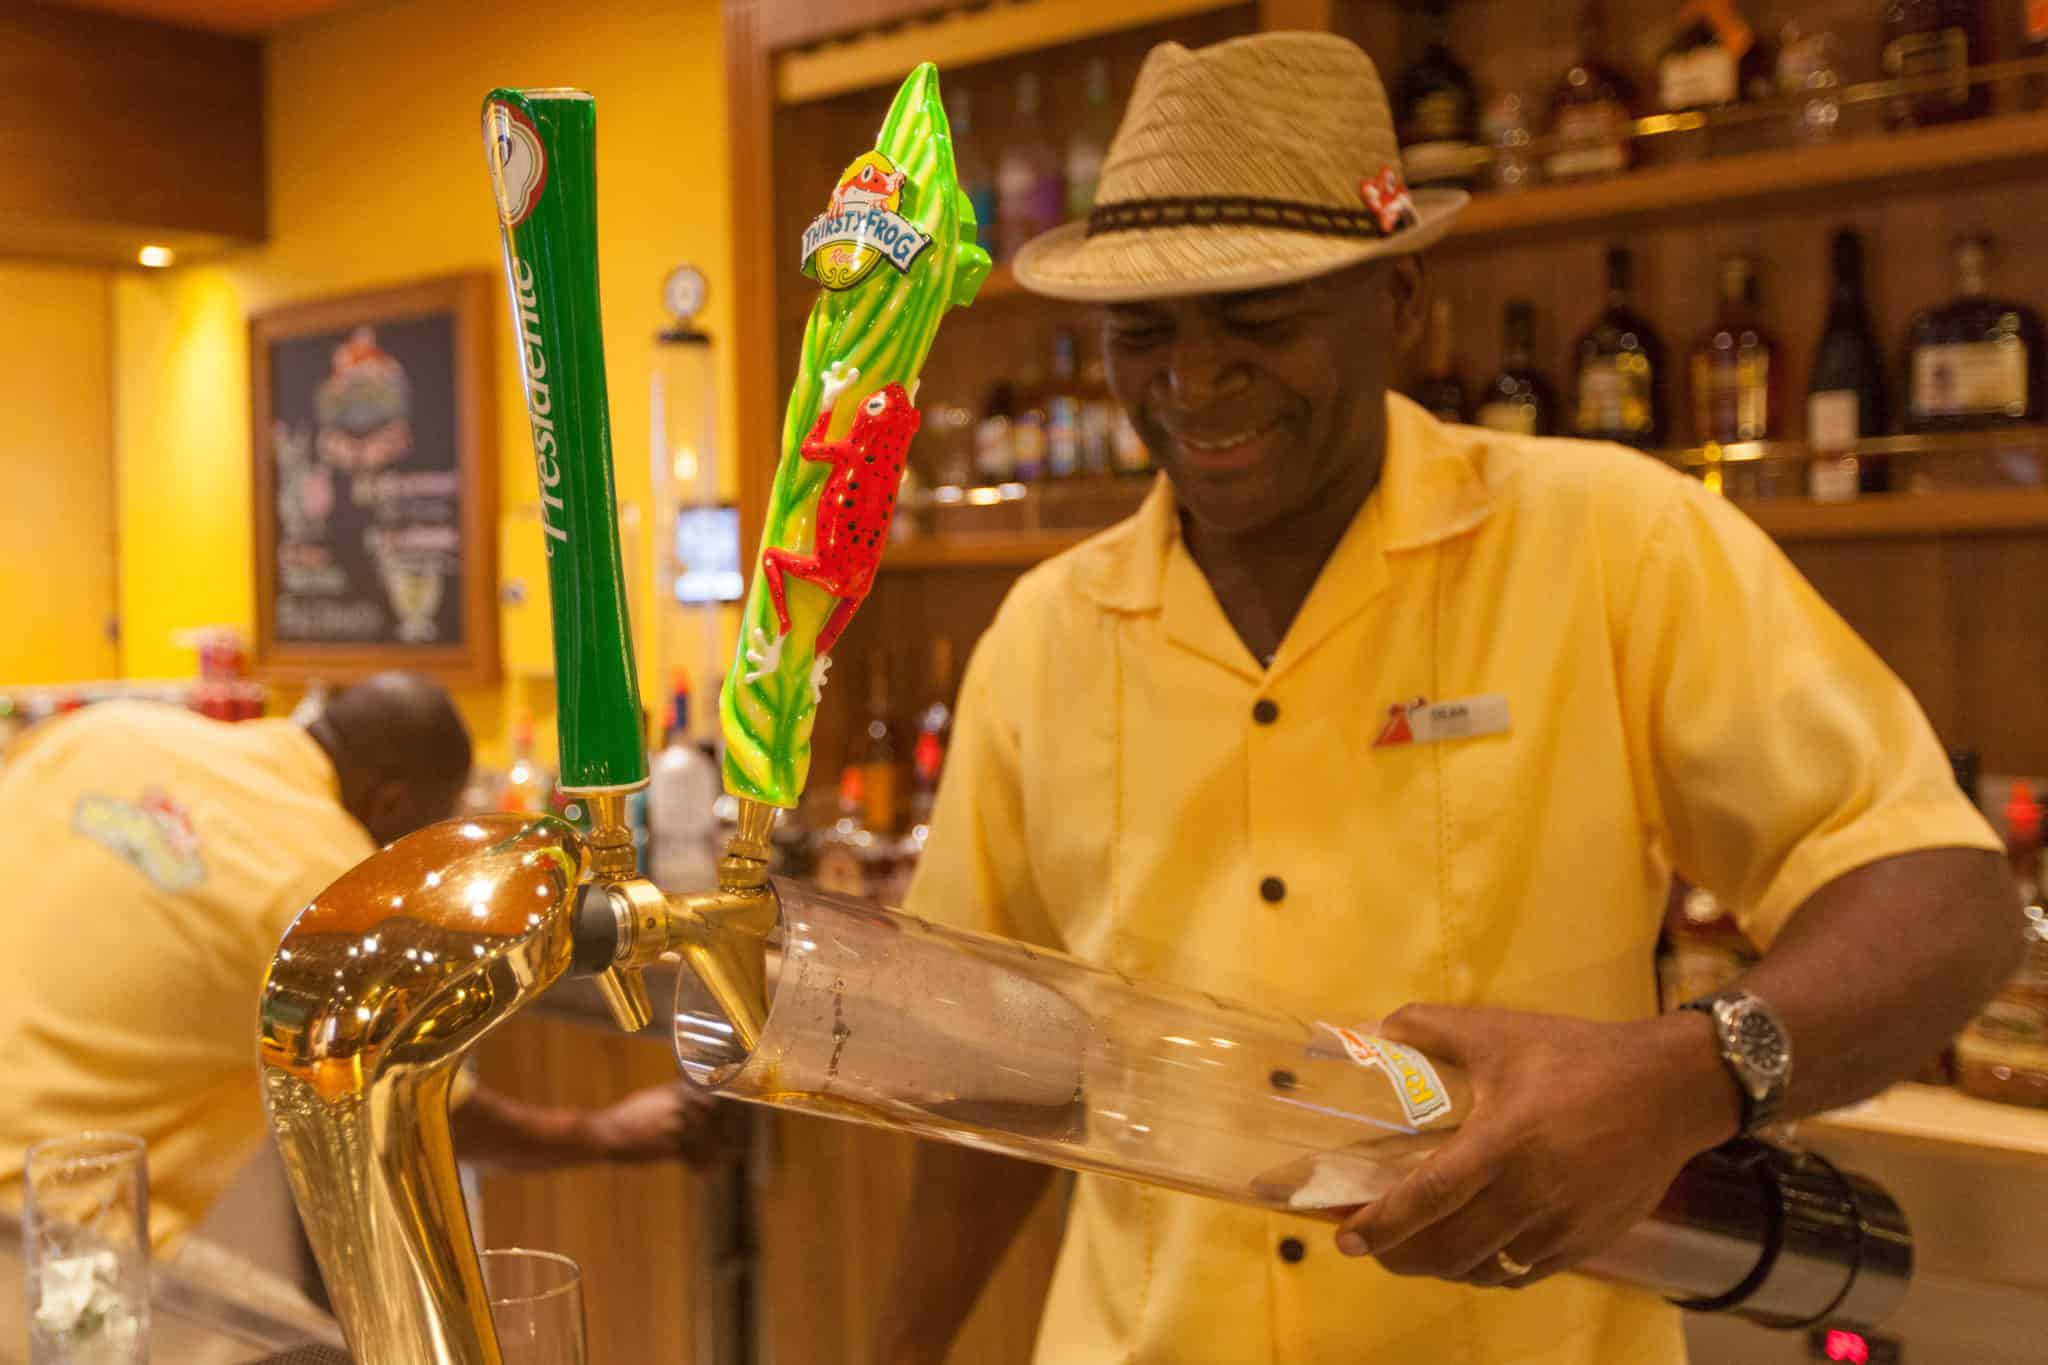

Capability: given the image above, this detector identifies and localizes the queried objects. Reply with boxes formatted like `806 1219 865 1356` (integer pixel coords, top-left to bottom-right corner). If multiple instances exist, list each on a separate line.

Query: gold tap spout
258 814 589 1365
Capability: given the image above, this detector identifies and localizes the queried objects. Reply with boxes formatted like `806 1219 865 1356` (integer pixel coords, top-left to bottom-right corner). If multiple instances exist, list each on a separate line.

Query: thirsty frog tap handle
720 63 990 810
484 87 648 794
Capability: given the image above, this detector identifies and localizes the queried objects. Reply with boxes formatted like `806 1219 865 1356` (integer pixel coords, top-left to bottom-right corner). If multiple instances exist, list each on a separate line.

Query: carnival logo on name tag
1373 694 1511 748
800 151 934 290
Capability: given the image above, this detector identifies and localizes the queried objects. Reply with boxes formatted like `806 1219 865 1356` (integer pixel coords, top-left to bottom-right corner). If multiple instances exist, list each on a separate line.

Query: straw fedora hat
1011 31 1467 302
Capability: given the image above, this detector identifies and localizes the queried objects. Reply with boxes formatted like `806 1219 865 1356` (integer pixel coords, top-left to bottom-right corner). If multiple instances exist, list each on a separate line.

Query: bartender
871 32 2020 1365
0 672 732 1252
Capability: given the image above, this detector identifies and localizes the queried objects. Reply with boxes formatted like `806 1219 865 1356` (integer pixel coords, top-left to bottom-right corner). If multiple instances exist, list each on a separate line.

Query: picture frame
249 274 499 687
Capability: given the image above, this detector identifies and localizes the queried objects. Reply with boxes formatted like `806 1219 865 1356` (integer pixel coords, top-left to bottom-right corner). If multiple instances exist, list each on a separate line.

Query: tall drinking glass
23 1132 150 1364
480 1248 586 1365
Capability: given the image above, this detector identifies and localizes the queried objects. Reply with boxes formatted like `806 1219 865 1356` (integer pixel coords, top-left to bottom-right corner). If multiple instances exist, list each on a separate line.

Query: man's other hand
1332 1005 1739 1288
582 1082 748 1170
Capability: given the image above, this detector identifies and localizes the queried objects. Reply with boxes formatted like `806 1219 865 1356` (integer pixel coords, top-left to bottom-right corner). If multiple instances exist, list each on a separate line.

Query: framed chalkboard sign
250 275 498 686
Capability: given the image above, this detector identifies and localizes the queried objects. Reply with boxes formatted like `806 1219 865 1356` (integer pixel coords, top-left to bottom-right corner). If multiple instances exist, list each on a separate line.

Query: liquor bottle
1480 92 1537 191
812 766 872 897
1045 330 1085 480
1776 22 1842 141
1882 0 1988 130
997 72 1065 262
1066 58 1115 220
1905 237 2047 432
975 381 1017 483
1111 408 1153 476
1689 256 1781 447
1011 356 1049 482
856 652 902 839
1548 0 1638 182
1410 297 1467 424
1397 0 1480 191
501 711 545 813
1806 230 1890 501
1571 246 1667 448
889 636 958 903
1078 345 1115 476
951 91 1000 260
648 674 719 891
1476 301 1556 436
1658 0 1773 113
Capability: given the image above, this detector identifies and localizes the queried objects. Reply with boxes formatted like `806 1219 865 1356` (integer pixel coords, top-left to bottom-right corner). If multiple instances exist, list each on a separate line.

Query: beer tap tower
258 69 1912 1365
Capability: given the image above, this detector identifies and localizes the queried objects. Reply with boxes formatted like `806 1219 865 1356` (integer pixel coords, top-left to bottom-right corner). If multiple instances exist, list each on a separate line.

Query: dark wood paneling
757 0 957 53
0 2 265 255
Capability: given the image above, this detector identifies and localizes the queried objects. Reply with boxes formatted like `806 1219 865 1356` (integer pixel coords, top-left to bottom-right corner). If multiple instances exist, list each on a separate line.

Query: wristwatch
1680 989 1792 1135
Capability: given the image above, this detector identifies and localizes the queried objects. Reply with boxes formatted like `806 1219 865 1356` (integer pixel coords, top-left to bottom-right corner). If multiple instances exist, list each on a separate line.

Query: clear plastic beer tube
670 879 1912 1330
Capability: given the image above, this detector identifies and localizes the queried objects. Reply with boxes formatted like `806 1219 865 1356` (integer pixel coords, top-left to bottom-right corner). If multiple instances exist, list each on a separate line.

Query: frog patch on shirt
74 789 206 891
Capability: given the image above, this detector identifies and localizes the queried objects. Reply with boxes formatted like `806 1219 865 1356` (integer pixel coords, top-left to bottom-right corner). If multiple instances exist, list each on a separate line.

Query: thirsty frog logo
74 788 205 891
801 151 933 291
486 100 548 227
1317 1022 1454 1127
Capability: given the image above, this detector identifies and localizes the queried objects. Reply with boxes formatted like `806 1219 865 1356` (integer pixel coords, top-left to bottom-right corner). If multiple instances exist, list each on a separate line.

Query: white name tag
1373 694 1511 748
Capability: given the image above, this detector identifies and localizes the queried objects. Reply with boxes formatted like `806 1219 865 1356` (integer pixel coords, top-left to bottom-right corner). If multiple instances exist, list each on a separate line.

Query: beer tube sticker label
801 152 934 290
486 101 548 227
1317 1022 1455 1126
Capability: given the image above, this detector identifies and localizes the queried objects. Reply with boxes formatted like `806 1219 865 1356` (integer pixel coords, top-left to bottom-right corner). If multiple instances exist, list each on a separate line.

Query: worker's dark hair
315 672 472 796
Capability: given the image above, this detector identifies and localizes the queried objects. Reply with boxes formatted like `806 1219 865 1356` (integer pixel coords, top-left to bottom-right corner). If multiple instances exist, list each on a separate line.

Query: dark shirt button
1260 876 1287 904
1278 1237 1306 1263
1253 699 1279 725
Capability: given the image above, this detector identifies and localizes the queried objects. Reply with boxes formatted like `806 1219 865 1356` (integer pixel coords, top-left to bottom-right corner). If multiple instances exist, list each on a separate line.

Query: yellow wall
112 0 736 764
1 263 119 685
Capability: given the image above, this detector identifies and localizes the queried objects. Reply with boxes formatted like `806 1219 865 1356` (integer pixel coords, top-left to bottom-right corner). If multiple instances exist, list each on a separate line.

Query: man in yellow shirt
871 33 2021 1365
0 672 729 1252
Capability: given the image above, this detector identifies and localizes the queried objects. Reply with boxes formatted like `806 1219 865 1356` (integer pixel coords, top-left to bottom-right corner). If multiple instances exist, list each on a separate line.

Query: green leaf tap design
721 63 991 809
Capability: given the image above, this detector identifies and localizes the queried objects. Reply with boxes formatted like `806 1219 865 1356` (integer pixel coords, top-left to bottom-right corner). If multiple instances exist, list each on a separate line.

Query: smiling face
1101 260 1420 537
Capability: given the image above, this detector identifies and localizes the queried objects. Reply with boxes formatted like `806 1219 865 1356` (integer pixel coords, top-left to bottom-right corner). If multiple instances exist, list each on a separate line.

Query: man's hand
581 1082 748 1171
1333 1005 1739 1288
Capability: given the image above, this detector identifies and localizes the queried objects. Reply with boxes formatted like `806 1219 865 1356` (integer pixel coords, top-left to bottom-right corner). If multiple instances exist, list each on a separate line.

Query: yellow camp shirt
0 704 377 1249
904 394 1999 1365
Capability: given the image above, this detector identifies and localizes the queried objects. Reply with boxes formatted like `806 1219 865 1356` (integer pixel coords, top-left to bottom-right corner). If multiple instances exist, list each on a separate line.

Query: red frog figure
746 362 920 701
831 161 906 217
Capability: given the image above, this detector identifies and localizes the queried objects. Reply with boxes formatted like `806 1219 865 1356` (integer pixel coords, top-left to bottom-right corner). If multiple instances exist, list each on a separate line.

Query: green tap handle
721 63 989 809
484 88 648 794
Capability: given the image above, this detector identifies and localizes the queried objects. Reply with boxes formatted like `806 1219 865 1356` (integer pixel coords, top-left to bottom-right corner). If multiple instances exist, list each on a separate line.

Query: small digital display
673 504 743 604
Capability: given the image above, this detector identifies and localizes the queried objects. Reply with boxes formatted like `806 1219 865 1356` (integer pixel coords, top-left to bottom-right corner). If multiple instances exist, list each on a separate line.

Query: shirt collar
1070 392 1509 620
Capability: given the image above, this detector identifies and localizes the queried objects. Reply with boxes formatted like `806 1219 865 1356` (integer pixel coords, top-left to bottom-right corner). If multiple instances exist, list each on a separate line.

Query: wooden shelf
1807 1083 2048 1161
776 0 1242 104
1442 110 2048 248
1746 489 2048 541
882 528 1094 570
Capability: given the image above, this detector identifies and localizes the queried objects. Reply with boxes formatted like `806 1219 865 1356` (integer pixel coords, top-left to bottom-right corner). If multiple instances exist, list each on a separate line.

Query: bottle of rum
888 636 958 902
1807 229 1890 501
1078 345 1115 476
1689 256 1781 446
1397 0 1480 190
1905 237 2046 432
1548 0 1638 183
996 72 1065 262
1477 301 1557 436
1410 296 1467 424
1045 330 1084 480
1066 59 1116 220
1571 246 1667 448
975 381 1017 483
1658 0 1772 112
951 91 999 260
856 653 902 839
1882 0 1987 130
1011 356 1049 483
